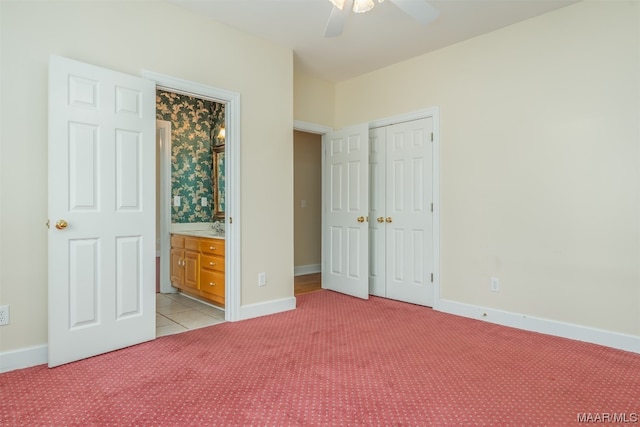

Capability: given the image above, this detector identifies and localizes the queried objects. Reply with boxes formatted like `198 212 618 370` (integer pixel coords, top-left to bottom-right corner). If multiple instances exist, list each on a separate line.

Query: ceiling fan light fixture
353 0 374 13
329 0 346 10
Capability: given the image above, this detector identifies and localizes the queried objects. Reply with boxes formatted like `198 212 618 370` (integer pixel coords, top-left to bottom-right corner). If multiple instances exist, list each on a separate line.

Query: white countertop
172 230 225 239
171 222 225 239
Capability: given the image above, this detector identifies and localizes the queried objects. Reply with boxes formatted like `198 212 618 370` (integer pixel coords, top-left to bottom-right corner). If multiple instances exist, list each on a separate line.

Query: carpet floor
2 290 639 426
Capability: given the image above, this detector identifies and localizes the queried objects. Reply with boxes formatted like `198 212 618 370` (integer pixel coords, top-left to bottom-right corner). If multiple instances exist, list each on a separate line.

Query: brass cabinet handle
55 219 68 230
209 246 216 250
357 216 365 223
208 282 216 286
377 217 384 223
209 261 216 266
385 217 393 223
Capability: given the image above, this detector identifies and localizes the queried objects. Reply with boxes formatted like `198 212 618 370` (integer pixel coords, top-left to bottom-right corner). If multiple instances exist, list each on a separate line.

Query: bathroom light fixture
330 0 382 13
217 124 225 140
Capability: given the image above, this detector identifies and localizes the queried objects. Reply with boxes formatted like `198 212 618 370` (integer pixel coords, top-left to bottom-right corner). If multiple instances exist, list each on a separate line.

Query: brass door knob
385 217 393 223
377 217 384 223
55 219 68 230
357 216 365 223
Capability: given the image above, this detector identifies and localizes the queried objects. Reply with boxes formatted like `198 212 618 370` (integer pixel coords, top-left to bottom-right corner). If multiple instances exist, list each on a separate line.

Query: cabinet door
170 248 184 288
183 250 200 290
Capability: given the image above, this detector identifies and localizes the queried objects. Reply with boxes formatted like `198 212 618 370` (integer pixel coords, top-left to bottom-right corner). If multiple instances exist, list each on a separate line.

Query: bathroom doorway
144 71 241 323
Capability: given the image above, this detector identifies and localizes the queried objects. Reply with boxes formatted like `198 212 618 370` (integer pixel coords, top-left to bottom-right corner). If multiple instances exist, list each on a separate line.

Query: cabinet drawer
201 254 224 273
185 237 200 251
200 238 225 256
170 235 185 249
200 270 225 298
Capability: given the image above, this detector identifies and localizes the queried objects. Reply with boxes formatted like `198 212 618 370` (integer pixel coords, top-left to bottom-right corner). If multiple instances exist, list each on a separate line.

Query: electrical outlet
0 305 9 326
490 277 500 293
258 272 267 287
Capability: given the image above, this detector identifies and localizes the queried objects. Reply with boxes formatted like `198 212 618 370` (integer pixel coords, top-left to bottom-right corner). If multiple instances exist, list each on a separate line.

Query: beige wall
0 1 293 352
293 131 322 268
294 68 335 128
334 1 640 336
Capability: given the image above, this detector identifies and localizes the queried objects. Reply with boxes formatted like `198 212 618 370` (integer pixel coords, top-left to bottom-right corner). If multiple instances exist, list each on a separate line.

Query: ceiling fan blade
323 0 353 38
389 0 440 25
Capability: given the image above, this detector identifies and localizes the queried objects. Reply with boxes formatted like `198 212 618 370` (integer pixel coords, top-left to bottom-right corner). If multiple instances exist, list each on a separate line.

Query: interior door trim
293 107 440 306
142 70 242 322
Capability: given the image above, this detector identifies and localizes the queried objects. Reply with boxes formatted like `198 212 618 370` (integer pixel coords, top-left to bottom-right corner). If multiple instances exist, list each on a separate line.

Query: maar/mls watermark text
577 413 638 423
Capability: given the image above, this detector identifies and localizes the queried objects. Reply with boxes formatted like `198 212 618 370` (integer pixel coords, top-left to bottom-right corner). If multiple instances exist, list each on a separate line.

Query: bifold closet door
322 124 370 300
369 118 434 307
369 127 386 297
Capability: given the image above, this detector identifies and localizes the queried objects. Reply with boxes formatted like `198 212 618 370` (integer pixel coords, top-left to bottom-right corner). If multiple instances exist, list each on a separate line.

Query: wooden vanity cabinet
169 235 200 293
170 234 225 307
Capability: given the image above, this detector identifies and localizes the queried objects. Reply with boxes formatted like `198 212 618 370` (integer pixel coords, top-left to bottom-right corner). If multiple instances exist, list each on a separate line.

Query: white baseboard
239 296 297 321
0 344 48 373
294 264 321 276
1 297 297 372
435 298 640 355
6 298 635 372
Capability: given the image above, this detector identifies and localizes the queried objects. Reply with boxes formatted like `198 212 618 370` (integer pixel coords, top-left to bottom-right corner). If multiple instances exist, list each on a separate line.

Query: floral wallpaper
156 90 225 223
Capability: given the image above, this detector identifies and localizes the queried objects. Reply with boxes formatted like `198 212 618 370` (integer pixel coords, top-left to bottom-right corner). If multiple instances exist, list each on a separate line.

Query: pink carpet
2 290 639 426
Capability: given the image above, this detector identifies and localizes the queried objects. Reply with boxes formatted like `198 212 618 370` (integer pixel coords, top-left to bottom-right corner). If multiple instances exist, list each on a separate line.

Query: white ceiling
169 0 579 82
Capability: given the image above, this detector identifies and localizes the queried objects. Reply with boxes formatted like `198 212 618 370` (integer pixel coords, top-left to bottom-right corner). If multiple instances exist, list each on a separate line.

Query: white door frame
157 120 173 295
143 71 242 322
295 106 441 304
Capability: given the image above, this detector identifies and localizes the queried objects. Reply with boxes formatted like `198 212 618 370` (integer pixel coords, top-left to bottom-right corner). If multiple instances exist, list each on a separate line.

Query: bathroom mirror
213 144 225 220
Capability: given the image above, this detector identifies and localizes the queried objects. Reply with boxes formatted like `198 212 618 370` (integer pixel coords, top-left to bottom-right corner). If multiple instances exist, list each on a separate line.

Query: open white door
48 55 156 367
321 125 369 299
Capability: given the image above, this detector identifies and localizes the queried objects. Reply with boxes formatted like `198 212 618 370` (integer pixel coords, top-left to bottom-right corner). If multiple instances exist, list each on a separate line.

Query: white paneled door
48 56 156 367
369 118 434 306
368 128 386 297
322 125 370 299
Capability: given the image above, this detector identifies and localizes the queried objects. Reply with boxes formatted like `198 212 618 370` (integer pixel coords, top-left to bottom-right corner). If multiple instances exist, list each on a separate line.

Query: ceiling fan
324 0 440 37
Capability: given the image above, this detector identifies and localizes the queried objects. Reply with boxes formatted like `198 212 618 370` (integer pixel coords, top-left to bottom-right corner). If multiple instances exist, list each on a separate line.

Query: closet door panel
368 128 386 297
322 125 370 300
385 118 434 307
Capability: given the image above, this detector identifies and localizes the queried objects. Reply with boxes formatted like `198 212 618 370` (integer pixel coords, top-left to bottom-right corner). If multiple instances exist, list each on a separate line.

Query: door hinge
46 219 50 229
430 203 433 212
430 273 434 283
430 132 433 142
230 217 233 224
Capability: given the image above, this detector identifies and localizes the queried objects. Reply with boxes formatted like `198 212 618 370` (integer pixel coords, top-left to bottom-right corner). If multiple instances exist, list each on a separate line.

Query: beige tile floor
156 292 225 337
